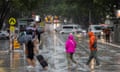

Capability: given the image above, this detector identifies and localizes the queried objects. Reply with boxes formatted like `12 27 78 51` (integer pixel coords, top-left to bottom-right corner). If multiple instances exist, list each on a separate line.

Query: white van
88 25 103 37
59 24 85 34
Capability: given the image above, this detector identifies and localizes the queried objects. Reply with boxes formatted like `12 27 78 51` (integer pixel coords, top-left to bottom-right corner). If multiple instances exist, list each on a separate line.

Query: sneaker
27 65 34 69
26 65 32 71
43 66 48 71
68 65 72 70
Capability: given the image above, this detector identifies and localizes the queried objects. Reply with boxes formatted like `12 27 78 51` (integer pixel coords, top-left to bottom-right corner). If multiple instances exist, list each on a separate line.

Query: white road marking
98 40 120 48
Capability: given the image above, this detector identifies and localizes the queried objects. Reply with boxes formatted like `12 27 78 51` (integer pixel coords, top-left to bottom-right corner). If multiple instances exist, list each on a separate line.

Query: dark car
0 31 9 39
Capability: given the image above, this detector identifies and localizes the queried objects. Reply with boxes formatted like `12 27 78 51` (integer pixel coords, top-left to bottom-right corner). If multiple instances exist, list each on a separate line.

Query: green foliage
10 0 117 23
12 0 43 10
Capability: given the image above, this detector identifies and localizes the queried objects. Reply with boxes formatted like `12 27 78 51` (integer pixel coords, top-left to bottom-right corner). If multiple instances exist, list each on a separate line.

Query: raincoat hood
68 33 74 40
88 32 94 37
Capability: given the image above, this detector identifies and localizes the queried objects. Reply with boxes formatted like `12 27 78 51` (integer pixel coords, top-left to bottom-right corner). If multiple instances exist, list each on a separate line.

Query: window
63 26 73 29
75 27 78 29
94 26 102 30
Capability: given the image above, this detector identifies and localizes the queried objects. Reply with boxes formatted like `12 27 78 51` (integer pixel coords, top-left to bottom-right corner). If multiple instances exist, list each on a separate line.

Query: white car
0 31 9 39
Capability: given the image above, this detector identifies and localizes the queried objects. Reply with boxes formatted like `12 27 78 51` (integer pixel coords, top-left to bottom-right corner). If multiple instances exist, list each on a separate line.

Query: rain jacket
88 32 97 51
65 34 77 53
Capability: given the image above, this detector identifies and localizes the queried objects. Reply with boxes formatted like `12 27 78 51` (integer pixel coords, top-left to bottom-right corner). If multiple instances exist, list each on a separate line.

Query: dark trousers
38 34 41 42
106 34 110 42
86 50 100 65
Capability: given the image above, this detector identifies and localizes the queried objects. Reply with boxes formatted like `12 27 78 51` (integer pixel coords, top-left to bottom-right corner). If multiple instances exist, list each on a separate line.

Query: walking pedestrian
25 39 38 69
104 28 111 42
86 32 100 66
65 33 77 68
36 27 44 43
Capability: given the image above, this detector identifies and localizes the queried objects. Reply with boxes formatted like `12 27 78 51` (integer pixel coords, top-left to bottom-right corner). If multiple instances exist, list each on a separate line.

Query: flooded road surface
44 24 120 72
0 24 120 72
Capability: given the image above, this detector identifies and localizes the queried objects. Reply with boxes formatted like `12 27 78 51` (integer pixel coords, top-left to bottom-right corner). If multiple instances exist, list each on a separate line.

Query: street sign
10 26 15 32
9 17 16 25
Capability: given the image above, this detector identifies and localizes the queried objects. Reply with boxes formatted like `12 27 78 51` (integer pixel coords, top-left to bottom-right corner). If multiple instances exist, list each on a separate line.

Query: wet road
0 40 9 52
41 24 120 72
0 24 120 72
0 39 25 72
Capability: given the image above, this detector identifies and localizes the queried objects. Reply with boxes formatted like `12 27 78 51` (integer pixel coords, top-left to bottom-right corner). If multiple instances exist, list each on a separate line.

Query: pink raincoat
65 34 77 53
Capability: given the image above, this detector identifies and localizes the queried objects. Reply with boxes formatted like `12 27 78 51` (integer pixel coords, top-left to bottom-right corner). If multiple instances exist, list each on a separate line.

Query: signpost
10 26 15 32
9 17 17 52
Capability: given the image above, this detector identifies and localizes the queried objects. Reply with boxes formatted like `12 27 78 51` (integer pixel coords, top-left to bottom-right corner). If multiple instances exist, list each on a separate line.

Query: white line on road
86 40 120 48
97 40 120 48
56 36 64 46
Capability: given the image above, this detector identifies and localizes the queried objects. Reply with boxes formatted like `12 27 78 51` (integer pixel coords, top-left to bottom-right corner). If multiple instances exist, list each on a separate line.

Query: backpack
36 27 44 34
18 35 25 44
18 32 26 44
93 38 97 48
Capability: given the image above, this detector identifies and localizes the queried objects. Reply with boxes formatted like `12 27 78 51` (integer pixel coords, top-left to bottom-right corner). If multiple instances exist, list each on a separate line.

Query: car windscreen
94 26 102 30
63 26 73 29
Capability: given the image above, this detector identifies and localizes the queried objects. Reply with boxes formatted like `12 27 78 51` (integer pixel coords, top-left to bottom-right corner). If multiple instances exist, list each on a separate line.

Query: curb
97 40 120 48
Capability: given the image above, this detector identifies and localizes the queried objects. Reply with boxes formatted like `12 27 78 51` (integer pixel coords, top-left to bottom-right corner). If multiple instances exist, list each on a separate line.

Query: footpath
97 39 120 48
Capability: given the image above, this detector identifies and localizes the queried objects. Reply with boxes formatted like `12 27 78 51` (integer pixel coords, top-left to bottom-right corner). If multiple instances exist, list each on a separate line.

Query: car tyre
6 37 9 39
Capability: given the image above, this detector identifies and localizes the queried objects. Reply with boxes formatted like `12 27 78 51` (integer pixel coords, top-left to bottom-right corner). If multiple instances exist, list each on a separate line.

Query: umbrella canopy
26 26 36 31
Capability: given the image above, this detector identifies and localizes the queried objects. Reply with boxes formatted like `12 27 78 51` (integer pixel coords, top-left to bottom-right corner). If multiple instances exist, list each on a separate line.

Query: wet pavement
0 40 9 52
0 24 120 72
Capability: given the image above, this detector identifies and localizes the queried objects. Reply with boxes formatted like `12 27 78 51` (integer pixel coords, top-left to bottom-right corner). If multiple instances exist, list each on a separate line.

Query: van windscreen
63 26 73 29
94 26 102 30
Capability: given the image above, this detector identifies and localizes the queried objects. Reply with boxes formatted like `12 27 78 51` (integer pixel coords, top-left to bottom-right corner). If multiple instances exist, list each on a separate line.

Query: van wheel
61 32 64 34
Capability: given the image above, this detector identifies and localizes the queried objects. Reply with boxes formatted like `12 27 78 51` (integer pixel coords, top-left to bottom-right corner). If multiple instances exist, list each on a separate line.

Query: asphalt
0 24 120 72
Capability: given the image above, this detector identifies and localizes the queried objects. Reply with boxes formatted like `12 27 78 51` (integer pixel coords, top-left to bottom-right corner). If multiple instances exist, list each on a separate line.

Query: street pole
10 31 14 52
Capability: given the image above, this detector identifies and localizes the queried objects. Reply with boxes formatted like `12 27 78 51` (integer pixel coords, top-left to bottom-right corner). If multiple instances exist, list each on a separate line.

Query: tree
65 0 118 24
0 0 118 29
0 0 44 30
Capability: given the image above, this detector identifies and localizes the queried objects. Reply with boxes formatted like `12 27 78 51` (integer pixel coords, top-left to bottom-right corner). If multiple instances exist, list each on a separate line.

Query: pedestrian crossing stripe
9 17 16 25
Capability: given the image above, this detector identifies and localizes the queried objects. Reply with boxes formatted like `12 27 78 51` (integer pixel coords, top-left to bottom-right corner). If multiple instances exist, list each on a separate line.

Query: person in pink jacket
65 33 77 68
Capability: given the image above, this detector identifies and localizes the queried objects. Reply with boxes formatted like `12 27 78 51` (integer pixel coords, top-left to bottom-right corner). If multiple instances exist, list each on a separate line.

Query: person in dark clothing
104 28 111 42
26 40 36 68
36 28 44 43
37 32 41 43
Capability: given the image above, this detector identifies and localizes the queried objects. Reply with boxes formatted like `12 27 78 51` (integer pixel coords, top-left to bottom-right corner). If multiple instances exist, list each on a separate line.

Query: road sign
10 26 15 32
9 17 16 25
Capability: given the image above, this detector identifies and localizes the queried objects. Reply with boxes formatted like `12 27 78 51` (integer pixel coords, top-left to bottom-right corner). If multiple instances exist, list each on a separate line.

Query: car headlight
82 30 86 33
101 31 103 35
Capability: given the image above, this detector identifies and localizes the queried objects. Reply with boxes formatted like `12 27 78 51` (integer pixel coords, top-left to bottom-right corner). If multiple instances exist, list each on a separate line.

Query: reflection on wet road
0 24 120 72
0 40 9 51
45 24 120 72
